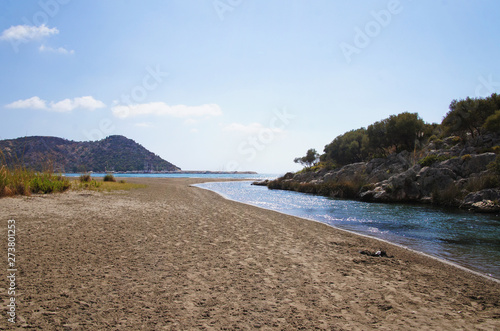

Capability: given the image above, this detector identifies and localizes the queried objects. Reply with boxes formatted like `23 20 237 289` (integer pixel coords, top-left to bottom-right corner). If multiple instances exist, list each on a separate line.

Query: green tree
442 98 479 138
294 148 320 167
484 110 500 133
386 112 425 152
366 112 426 154
323 128 369 165
367 119 389 156
442 94 499 138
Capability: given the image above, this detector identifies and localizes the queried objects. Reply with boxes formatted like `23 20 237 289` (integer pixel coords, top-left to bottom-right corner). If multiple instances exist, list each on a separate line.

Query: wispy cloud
4 96 47 110
135 122 154 128
5 96 105 112
223 122 283 134
0 24 58 42
39 44 74 55
111 102 223 119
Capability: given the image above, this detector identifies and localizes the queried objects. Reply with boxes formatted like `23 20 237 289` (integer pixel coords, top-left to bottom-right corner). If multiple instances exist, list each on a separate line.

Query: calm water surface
195 181 500 279
64 173 274 180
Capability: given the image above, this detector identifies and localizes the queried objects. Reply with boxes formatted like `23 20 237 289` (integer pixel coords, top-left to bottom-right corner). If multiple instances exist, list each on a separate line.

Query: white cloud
111 102 223 119
223 122 283 134
50 96 105 112
5 96 105 112
0 24 58 42
135 122 154 128
39 44 74 55
5 96 47 110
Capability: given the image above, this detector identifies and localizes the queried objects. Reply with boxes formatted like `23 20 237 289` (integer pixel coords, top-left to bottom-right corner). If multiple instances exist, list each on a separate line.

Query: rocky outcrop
361 152 498 210
461 189 500 212
268 142 500 213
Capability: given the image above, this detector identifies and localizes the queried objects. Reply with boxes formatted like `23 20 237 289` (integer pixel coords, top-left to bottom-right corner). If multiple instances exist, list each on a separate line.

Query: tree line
295 93 500 168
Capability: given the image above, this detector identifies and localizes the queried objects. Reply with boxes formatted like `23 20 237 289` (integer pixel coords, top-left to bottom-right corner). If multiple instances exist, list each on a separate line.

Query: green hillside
0 135 180 173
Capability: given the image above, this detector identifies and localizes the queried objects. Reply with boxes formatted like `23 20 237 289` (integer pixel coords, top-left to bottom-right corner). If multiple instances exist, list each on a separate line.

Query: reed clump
0 165 70 197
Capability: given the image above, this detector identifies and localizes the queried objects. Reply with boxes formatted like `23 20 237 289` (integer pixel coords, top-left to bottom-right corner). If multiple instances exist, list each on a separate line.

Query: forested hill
0 135 180 172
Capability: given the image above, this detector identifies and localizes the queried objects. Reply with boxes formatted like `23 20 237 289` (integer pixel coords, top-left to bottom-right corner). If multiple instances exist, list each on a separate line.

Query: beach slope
1 178 499 329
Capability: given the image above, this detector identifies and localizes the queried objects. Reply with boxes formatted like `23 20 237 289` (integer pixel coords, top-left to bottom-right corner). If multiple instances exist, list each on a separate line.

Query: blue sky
1 0 499 173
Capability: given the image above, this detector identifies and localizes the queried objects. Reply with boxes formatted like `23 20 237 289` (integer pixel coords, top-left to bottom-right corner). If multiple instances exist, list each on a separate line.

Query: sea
67 173 500 280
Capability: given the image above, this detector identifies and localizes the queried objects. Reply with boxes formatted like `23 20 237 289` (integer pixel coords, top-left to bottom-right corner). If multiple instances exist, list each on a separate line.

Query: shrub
461 154 472 161
466 174 499 192
487 154 500 175
431 183 463 206
29 173 70 194
103 174 116 182
432 139 444 147
80 173 92 182
418 154 451 167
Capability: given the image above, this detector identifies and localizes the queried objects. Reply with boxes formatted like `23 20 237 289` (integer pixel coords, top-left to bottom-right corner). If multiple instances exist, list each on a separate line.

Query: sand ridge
1 178 499 330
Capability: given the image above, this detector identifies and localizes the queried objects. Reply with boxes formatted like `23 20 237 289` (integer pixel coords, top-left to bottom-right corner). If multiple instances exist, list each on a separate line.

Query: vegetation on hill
295 93 499 171
268 93 500 212
0 135 180 173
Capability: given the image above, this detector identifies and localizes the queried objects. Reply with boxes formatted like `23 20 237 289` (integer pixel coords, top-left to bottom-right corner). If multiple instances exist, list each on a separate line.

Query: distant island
0 135 180 173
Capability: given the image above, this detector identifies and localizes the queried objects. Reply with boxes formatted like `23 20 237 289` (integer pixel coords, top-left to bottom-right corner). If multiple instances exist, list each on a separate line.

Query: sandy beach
1 177 499 330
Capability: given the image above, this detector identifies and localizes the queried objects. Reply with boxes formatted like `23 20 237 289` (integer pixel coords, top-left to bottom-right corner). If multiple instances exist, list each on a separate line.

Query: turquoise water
63 173 277 180
195 181 500 279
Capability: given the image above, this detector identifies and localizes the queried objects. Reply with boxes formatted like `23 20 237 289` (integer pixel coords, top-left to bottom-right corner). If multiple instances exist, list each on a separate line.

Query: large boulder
360 165 421 202
416 166 458 196
462 188 500 205
323 162 366 183
459 153 496 177
365 151 412 183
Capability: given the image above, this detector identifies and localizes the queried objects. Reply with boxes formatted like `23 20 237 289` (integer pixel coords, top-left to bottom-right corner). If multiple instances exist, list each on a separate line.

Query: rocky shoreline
257 134 500 213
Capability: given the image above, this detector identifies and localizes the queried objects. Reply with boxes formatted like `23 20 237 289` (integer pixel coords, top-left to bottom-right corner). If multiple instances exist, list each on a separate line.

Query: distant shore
72 170 259 175
1 178 499 329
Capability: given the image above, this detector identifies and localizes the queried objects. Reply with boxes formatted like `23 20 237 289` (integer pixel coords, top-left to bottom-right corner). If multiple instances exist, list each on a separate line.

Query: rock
463 188 500 204
334 162 367 182
470 200 500 213
459 153 496 177
461 189 500 212
416 166 457 196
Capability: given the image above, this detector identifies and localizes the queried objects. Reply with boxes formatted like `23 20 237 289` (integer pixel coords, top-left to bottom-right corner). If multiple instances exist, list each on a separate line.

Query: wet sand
1 178 499 330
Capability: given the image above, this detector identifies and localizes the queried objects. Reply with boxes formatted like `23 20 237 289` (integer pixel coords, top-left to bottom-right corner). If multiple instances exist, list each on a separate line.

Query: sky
1 0 499 173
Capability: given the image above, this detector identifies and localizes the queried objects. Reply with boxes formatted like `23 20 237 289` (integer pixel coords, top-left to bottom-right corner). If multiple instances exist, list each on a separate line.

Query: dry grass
72 177 146 192
0 165 70 197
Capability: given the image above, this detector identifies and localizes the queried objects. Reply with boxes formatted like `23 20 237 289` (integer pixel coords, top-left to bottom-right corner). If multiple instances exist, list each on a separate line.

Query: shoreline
195 180 500 283
1 177 499 329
